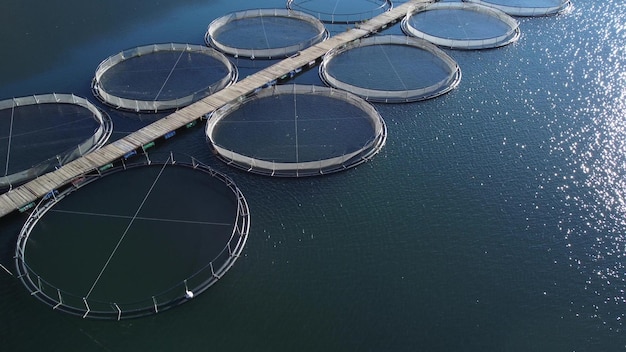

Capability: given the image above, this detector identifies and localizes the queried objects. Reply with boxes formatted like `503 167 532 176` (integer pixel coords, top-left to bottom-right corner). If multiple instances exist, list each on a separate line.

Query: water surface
1 0 625 350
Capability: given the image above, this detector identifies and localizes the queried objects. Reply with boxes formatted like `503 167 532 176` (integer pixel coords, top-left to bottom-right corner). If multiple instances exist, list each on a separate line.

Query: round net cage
319 35 461 103
402 2 520 50
206 85 387 177
462 0 572 16
92 43 238 112
15 153 250 320
287 0 392 24
205 9 328 59
0 94 112 191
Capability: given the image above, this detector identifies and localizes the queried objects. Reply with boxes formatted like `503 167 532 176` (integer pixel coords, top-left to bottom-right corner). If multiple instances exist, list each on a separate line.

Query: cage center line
50 209 231 226
84 159 169 299
154 50 186 101
4 104 14 177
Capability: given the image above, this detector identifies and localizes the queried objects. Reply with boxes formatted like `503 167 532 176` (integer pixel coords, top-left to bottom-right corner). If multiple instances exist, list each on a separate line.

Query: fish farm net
206 85 387 177
287 0 392 24
14 153 250 320
92 43 237 112
462 0 572 16
319 35 461 103
205 9 328 59
402 2 520 50
0 94 112 191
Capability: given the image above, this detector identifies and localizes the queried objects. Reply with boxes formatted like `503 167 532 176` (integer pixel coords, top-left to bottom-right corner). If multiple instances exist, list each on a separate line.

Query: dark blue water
1 0 625 350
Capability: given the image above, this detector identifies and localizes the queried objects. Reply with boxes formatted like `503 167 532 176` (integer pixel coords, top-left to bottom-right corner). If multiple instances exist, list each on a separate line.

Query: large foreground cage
0 94 112 191
287 0 393 24
206 85 387 177
319 35 462 103
15 153 250 320
92 43 237 112
205 9 328 59
462 0 572 16
402 2 520 50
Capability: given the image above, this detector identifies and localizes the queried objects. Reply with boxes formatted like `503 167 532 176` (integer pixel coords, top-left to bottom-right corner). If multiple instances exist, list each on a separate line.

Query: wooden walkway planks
0 0 426 218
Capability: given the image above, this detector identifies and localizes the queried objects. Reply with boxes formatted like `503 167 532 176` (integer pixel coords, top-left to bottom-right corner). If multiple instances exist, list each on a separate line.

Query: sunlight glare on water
543 0 626 330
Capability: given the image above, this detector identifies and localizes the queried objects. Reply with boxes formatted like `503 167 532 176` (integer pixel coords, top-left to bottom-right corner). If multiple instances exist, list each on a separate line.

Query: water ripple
541 0 626 331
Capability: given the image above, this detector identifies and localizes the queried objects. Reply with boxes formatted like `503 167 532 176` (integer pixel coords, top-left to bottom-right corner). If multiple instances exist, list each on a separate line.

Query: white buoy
185 290 194 299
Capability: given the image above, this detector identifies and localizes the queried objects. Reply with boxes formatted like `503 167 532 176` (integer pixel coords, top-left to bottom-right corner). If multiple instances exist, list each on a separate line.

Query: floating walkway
0 0 429 219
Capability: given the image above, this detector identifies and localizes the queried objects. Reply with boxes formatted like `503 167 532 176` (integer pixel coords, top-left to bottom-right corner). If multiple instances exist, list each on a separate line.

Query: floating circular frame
206 85 387 177
15 153 250 320
92 43 237 112
205 9 328 59
402 2 520 50
463 0 572 16
0 94 112 191
319 35 461 103
287 0 392 24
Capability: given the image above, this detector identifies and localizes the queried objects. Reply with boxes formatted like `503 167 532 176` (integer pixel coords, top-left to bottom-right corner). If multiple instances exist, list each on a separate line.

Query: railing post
53 289 63 309
210 262 220 279
82 298 90 318
31 276 42 295
114 303 122 321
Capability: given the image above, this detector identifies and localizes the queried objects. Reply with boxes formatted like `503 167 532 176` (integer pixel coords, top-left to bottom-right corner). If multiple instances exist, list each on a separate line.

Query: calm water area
1 0 625 350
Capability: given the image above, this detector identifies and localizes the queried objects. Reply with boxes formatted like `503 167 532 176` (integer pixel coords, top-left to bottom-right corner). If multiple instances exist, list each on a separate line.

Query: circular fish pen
0 94 112 191
92 43 237 112
15 153 250 320
287 0 392 24
402 2 520 50
206 85 387 177
462 0 572 16
319 35 461 103
205 9 328 59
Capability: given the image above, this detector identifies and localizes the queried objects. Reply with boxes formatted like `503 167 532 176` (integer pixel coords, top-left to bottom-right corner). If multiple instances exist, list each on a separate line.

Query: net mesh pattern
92 43 237 112
206 85 387 177
15 153 250 320
287 0 392 24
320 35 461 103
462 0 572 16
205 9 328 59
402 3 520 50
